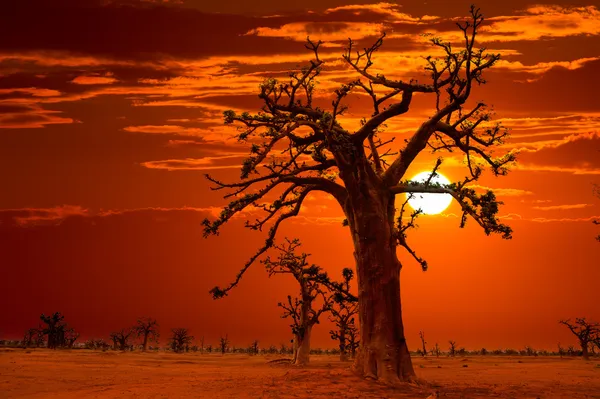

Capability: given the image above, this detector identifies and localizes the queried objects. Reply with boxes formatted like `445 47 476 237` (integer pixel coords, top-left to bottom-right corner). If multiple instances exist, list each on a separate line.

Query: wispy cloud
533 203 592 211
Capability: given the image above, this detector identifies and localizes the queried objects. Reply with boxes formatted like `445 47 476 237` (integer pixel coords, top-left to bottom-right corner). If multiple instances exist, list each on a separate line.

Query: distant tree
448 341 457 357
219 334 229 355
134 317 159 352
250 340 259 355
200 336 205 353
170 328 194 353
40 312 67 349
419 331 427 357
23 326 45 348
206 344 213 353
557 342 565 358
433 343 441 357
480 347 488 356
560 318 600 360
203 5 513 384
265 239 334 365
39 312 78 349
110 328 134 351
64 328 80 348
328 268 359 361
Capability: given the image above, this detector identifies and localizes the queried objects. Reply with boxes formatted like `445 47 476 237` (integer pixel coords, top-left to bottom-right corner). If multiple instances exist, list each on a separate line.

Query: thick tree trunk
346 182 416 385
582 342 589 360
142 334 148 352
294 325 312 366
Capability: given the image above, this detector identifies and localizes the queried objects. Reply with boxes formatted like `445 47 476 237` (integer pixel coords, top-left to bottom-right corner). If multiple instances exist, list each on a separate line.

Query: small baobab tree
134 317 159 352
265 239 333 365
250 340 259 355
419 331 427 357
39 312 78 349
23 326 45 348
449 341 457 357
203 6 514 384
64 328 80 348
329 268 358 361
170 328 194 353
559 318 600 360
110 328 134 351
219 334 230 355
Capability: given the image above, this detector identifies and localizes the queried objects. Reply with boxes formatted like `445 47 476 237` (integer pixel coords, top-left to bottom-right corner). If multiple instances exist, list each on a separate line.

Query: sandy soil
1 349 599 398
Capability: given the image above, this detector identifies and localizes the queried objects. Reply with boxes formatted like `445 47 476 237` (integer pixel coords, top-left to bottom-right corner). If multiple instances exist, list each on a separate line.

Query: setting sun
406 172 453 215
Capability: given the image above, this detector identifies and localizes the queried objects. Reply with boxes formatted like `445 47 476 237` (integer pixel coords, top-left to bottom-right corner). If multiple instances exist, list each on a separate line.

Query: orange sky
1 0 599 351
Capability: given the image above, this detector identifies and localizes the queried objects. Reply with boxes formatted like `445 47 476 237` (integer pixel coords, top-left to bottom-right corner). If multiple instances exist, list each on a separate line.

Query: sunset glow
1 0 599 354
406 172 453 215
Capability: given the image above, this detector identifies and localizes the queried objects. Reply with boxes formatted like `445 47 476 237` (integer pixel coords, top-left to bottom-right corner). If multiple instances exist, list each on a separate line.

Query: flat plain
1 349 599 398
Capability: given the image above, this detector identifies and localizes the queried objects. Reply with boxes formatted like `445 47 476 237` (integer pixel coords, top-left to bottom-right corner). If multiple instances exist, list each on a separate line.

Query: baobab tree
419 331 427 357
559 318 600 360
23 326 45 348
64 328 80 348
265 239 333 365
39 312 76 349
170 328 194 353
134 317 159 352
110 328 134 351
329 268 359 361
448 341 457 357
219 334 230 354
203 6 514 384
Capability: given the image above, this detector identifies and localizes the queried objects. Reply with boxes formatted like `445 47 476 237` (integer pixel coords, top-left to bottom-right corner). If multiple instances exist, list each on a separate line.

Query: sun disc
406 171 453 215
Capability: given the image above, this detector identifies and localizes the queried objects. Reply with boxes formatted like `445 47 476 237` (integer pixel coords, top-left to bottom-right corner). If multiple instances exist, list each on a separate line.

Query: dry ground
1 349 599 398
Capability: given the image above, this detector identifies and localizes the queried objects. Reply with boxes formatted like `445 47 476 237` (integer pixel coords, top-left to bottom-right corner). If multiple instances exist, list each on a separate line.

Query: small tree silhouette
265 239 334 365
64 328 80 348
559 318 600 360
433 343 441 357
110 328 134 351
419 331 427 357
219 334 230 355
328 268 358 361
40 312 70 349
23 326 45 348
449 340 457 357
170 328 194 353
134 317 159 352
250 340 259 355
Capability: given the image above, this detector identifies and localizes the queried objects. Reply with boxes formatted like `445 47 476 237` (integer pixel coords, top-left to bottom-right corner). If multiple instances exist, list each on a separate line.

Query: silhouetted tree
134 317 159 352
265 239 333 365
250 340 259 355
23 326 45 348
219 334 229 355
64 328 80 348
559 318 600 360
433 343 441 357
419 331 427 357
200 336 205 353
328 268 358 361
203 5 513 384
170 328 194 353
40 312 76 349
110 328 134 351
449 341 457 357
